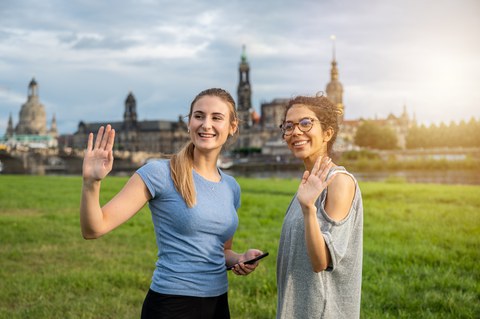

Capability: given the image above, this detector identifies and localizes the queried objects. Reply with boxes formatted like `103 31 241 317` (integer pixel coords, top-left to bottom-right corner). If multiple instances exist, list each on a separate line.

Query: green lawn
0 175 479 318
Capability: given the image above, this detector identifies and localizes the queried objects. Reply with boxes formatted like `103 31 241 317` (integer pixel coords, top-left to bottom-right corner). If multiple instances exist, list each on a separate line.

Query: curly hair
282 92 342 156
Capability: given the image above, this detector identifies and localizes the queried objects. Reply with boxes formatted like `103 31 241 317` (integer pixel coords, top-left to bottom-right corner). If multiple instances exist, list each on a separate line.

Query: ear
323 127 334 142
230 118 238 136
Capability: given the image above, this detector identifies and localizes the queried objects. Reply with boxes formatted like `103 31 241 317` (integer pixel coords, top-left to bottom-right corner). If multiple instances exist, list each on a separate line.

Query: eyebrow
193 111 226 117
284 117 315 122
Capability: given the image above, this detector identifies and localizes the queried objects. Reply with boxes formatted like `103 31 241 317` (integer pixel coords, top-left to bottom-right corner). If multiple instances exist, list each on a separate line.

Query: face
188 95 237 153
283 104 331 163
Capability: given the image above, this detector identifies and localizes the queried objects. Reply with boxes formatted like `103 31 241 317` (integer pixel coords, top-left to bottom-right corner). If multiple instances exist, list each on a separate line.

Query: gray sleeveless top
276 167 363 318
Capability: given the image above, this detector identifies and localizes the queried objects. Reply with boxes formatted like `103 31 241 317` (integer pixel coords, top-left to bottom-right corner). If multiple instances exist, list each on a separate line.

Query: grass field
0 175 479 318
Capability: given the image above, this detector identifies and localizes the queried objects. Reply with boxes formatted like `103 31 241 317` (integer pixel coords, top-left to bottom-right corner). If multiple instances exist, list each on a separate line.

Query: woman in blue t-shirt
80 88 264 319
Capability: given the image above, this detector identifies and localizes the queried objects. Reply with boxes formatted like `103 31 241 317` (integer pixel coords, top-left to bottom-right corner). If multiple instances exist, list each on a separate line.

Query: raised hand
297 156 336 211
82 125 116 182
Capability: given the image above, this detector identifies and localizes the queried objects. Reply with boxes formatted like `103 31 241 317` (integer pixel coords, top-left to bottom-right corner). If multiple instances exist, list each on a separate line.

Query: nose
202 117 213 130
291 124 303 135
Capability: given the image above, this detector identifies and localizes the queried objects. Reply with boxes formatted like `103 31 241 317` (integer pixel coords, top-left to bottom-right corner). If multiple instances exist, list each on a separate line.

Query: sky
1 0 479 135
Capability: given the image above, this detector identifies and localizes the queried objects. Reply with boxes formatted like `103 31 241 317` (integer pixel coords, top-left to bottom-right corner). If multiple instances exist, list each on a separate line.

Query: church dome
15 78 47 135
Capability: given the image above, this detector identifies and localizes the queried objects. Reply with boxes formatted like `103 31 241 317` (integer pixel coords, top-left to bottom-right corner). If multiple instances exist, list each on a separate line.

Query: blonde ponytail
170 142 196 207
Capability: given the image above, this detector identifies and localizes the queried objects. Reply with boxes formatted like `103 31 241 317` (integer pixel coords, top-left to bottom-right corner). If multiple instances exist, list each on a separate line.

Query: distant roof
76 119 184 134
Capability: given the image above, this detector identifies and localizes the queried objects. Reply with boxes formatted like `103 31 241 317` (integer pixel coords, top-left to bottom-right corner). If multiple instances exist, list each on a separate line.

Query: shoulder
135 159 175 199
136 159 171 189
324 167 356 221
223 174 239 187
138 159 170 174
329 170 355 193
220 170 240 193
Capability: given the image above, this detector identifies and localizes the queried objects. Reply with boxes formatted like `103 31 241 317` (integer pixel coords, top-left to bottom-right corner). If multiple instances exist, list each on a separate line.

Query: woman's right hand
82 125 115 182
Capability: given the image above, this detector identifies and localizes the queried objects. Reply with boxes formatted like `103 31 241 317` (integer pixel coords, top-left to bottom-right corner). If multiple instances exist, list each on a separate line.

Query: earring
187 128 190 133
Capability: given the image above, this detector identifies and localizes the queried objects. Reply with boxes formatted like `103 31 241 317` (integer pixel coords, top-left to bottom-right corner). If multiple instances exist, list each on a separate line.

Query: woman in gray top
277 94 363 318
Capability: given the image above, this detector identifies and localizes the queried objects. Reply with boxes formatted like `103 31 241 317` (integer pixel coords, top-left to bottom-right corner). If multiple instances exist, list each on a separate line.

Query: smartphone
226 252 269 270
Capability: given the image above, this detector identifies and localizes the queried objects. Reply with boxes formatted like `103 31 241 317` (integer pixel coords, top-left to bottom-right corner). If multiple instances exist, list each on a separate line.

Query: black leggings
141 289 230 319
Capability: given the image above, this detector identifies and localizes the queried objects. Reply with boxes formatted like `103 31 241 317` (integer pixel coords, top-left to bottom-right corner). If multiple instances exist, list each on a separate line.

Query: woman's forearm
80 180 106 239
224 248 243 267
303 205 330 272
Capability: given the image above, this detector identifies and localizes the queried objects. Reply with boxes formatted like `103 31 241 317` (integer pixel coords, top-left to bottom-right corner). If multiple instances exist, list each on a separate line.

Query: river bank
224 167 480 185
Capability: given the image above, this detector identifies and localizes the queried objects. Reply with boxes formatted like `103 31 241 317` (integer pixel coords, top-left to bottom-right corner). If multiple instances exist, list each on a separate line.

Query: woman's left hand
297 156 336 211
231 249 263 276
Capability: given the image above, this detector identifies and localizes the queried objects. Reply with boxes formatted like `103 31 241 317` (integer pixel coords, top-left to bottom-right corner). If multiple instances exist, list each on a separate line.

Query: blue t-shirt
136 159 240 297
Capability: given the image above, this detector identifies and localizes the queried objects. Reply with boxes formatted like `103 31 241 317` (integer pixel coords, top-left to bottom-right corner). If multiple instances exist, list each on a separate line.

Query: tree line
353 117 480 150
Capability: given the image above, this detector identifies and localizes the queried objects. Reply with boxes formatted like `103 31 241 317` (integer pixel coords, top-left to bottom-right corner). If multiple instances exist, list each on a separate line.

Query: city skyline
1 0 479 135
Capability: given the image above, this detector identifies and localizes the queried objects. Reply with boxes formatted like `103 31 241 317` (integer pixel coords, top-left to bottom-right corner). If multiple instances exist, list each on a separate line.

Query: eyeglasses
280 117 317 136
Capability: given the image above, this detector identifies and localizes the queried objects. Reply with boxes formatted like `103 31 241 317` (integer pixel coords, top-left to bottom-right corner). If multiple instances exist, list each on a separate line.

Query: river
225 169 480 185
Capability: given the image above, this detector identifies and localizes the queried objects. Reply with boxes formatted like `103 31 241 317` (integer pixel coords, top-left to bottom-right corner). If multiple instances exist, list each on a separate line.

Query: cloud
1 0 479 135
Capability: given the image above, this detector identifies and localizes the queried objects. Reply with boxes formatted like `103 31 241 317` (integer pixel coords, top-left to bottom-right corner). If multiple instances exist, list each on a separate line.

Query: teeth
199 133 215 137
293 141 308 146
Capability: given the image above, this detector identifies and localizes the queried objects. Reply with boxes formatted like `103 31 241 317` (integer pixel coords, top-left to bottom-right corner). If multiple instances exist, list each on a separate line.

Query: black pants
141 289 230 319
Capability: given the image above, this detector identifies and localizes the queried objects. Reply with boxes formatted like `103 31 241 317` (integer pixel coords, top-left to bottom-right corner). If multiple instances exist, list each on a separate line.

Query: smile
293 140 308 146
198 133 216 138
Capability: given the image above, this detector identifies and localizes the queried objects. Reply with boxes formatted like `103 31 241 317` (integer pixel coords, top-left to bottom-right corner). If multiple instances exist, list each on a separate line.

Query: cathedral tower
49 114 58 138
237 45 253 128
325 36 344 122
123 92 137 129
6 113 14 138
15 78 47 135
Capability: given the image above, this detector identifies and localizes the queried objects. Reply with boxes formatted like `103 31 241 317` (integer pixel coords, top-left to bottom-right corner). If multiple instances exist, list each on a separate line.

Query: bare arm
81 174 151 238
297 156 336 272
324 173 355 221
80 125 151 239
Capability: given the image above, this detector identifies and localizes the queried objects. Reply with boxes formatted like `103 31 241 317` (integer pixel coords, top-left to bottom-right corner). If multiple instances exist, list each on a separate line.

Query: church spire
28 77 39 99
49 114 58 137
329 35 339 81
325 35 344 122
6 113 14 137
123 91 137 129
237 44 252 129
331 35 336 62
241 44 248 63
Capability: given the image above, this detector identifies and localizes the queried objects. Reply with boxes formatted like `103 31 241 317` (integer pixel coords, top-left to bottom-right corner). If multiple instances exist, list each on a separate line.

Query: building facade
71 46 413 154
6 46 412 154
72 92 189 154
3 78 58 148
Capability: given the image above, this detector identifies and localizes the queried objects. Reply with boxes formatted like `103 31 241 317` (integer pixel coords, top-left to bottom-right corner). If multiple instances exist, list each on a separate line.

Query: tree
405 118 480 149
406 124 421 149
354 121 398 150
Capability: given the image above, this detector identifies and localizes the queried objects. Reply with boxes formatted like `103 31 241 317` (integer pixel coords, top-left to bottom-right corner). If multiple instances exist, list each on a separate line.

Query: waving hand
82 125 116 181
297 156 336 210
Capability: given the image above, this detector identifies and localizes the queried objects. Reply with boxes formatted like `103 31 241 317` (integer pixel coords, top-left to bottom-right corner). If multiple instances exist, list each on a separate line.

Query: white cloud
1 0 479 135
